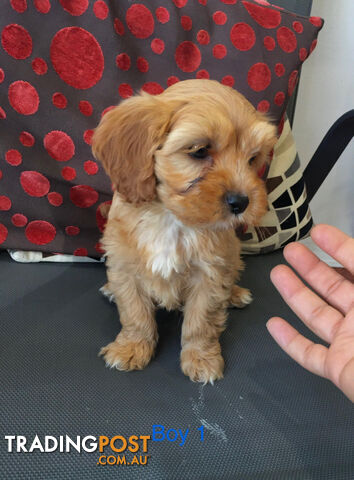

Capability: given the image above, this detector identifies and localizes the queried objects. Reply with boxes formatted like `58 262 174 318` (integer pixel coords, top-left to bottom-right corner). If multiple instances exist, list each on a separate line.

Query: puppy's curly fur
92 79 276 383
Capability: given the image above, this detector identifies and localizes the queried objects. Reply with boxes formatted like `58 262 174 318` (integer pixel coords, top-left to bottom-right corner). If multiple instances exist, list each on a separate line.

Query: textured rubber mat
0 250 353 480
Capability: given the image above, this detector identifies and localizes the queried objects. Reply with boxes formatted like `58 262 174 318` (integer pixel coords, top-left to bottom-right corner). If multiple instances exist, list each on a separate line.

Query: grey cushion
1 250 353 479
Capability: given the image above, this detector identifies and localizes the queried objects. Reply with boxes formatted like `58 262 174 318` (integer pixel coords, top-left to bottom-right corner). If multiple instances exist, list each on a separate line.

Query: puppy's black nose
225 192 249 215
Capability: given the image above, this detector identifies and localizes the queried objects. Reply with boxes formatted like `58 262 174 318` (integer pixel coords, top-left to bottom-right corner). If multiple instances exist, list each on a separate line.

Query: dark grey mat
0 250 353 480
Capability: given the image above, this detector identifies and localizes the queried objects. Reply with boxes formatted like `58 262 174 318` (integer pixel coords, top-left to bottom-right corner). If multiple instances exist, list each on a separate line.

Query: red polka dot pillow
0 0 323 256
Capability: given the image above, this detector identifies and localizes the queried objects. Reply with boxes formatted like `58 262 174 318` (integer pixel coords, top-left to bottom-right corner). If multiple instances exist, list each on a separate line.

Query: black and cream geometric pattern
240 119 313 254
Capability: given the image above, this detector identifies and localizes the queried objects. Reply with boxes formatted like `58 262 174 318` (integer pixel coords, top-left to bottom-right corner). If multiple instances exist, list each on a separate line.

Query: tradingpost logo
4 435 151 467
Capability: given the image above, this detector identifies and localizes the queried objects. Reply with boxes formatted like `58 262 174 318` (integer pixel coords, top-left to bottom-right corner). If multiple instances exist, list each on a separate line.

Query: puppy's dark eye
248 155 257 165
189 145 210 160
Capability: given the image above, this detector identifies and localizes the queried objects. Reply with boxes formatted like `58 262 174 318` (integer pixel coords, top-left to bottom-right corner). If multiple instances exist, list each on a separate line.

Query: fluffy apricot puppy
92 79 276 383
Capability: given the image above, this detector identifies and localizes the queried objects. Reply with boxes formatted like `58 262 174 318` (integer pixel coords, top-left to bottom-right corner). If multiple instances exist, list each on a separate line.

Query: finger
267 317 328 378
311 224 354 275
283 242 354 314
270 265 343 343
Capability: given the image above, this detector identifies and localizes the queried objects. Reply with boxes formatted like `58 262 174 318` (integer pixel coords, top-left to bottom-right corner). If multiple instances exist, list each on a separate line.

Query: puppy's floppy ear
92 93 175 205
251 116 278 162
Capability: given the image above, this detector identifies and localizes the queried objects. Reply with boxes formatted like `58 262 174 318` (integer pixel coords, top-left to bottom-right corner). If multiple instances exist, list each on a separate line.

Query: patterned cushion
0 0 323 256
240 118 312 254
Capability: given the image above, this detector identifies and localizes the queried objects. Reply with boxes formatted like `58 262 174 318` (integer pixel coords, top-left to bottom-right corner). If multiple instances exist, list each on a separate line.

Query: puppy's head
92 79 277 229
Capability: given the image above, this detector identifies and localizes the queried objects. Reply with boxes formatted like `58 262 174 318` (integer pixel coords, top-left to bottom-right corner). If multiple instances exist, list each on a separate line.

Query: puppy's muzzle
225 192 249 215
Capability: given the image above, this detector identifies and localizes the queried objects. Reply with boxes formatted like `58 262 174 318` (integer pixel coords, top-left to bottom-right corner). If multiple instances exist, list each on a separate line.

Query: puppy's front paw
180 346 224 384
99 337 155 371
229 285 253 309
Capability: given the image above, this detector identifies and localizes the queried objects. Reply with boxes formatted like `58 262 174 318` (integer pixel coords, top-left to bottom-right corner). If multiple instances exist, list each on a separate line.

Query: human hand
267 224 354 402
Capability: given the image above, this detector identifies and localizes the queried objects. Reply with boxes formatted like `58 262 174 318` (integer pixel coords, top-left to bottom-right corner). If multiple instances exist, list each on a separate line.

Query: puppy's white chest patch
136 210 196 279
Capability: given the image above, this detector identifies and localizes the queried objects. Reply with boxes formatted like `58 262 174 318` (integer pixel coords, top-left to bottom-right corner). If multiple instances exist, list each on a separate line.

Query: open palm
267 224 354 402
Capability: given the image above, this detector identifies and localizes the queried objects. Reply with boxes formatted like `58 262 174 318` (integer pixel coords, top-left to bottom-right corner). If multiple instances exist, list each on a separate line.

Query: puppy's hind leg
99 272 157 371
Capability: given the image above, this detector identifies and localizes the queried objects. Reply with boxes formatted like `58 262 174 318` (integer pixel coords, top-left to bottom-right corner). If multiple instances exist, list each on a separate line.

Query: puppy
92 79 276 383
